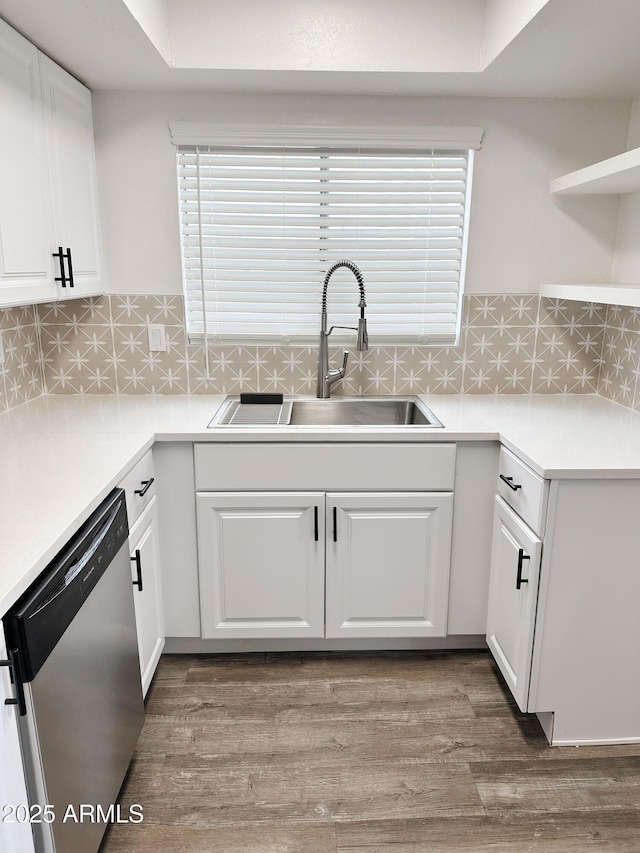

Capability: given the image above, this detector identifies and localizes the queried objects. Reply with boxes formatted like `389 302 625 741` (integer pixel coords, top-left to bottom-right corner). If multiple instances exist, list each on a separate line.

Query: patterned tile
9 291 640 409
532 298 606 394
110 294 184 326
114 325 188 395
462 327 535 394
257 347 317 395
0 305 38 332
0 306 44 409
415 347 465 394
597 323 640 408
37 297 111 327
337 347 392 395
39 317 116 394
188 346 260 395
537 298 607 330
463 294 539 329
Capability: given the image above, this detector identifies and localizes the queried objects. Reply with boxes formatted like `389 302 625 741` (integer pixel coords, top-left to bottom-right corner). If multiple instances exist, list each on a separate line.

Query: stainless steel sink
289 398 442 426
209 396 443 428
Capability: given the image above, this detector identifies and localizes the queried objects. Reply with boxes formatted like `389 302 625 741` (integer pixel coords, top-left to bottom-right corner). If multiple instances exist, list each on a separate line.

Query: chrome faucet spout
317 260 368 399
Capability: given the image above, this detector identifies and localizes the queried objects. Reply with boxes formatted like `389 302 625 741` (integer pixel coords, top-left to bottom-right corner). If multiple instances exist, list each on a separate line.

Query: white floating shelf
550 147 640 195
540 283 640 308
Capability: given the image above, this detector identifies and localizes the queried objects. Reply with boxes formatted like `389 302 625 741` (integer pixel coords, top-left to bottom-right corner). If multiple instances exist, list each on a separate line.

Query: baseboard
163 635 488 654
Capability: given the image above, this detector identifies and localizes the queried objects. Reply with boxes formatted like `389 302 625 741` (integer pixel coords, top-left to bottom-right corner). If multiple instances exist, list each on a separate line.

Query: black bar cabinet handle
314 506 319 542
333 507 337 542
516 548 530 590
131 550 143 591
134 477 155 497
1 649 27 717
65 247 74 288
53 246 67 287
500 474 522 492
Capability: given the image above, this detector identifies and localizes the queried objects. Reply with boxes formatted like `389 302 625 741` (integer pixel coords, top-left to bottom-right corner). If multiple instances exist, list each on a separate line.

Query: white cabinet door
40 55 102 297
0 19 57 306
197 492 325 639
486 495 542 712
325 492 454 639
0 634 35 853
129 496 165 696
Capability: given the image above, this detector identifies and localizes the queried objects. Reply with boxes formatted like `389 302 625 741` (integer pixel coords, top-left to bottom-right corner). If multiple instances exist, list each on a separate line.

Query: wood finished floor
100 651 640 852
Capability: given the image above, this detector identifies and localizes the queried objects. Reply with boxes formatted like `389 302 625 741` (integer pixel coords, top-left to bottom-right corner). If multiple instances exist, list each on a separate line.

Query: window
174 126 480 346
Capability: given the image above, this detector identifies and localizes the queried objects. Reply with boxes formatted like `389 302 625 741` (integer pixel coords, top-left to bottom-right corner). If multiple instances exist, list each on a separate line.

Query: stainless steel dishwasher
3 488 145 853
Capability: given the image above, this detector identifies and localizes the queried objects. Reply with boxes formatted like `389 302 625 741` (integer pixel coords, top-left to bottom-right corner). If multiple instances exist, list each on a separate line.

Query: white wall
122 0 171 61
612 96 640 284
167 0 483 72
483 0 550 66
92 91 630 296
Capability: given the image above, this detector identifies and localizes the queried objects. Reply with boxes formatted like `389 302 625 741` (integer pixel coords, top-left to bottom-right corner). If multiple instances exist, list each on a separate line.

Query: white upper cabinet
0 20 56 305
0 18 102 307
39 55 102 295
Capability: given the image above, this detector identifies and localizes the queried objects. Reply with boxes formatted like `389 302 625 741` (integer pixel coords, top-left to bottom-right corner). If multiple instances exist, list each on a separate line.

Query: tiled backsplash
34 293 608 397
597 303 640 410
0 306 45 413
2 292 639 413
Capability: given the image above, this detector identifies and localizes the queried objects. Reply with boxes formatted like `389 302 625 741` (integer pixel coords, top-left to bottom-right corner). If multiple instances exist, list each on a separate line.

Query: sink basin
209 396 443 428
289 398 442 427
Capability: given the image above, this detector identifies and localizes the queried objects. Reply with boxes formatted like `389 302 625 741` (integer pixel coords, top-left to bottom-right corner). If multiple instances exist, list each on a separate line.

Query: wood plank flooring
100 651 640 852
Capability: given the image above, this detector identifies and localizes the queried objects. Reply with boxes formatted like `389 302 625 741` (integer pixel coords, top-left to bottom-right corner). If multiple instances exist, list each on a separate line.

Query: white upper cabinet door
197 492 325 639
0 19 57 306
39 54 102 296
325 492 454 639
486 495 542 712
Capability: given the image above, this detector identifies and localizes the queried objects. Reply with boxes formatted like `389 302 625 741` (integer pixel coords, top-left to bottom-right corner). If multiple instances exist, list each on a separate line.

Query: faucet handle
340 349 349 376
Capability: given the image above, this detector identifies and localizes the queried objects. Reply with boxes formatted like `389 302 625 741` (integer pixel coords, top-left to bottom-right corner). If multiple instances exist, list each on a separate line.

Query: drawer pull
333 507 338 542
516 549 530 590
134 477 155 497
314 506 319 542
500 474 522 492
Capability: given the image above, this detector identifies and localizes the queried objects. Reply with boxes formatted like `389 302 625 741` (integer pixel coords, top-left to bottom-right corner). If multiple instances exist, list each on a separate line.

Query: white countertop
2 391 640 616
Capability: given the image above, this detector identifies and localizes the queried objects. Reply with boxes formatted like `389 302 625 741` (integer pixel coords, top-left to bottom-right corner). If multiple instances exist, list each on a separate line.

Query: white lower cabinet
326 492 453 638
486 495 542 711
197 490 453 640
197 492 325 639
129 496 165 696
0 633 35 853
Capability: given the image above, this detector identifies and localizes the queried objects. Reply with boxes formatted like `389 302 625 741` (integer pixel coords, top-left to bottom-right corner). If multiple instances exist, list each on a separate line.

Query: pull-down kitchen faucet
317 260 368 399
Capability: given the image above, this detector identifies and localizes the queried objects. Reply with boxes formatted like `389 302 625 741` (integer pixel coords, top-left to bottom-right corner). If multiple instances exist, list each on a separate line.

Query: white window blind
177 145 474 345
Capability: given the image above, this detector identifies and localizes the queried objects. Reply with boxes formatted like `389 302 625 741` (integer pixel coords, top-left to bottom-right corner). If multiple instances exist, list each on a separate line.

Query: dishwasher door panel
21 540 144 853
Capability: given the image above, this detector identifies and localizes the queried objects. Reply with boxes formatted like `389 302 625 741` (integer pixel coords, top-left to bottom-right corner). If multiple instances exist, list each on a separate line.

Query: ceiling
1 0 639 98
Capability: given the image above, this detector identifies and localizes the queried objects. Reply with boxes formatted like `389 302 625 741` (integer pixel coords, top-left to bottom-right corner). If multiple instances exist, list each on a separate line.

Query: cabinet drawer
497 447 548 536
120 449 155 527
195 443 456 491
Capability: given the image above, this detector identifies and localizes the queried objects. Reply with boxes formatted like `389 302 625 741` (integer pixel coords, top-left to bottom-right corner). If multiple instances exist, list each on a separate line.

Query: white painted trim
169 122 484 150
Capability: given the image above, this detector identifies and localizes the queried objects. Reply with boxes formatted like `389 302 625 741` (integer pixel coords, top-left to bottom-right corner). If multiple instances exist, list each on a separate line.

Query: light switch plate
0 330 4 364
147 324 167 352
